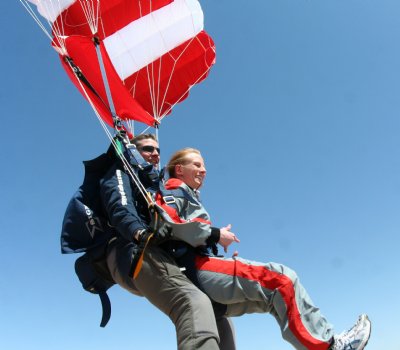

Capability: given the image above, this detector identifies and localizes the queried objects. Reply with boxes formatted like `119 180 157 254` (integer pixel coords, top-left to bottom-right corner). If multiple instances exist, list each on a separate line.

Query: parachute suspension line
158 38 196 120
151 61 158 120
144 9 162 121
158 37 214 123
142 15 197 119
19 0 53 43
43 0 68 54
127 119 135 137
109 136 153 205
97 113 152 205
156 52 164 119
64 57 108 107
144 59 158 122
63 59 154 206
145 10 167 120
79 0 100 35
153 21 164 120
55 32 142 197
19 0 68 55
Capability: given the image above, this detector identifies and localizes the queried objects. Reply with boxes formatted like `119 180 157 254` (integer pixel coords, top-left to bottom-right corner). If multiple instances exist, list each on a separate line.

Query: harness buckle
163 195 176 205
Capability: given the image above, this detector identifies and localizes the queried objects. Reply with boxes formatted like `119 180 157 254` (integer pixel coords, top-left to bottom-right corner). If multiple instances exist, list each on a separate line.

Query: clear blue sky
1 1 400 349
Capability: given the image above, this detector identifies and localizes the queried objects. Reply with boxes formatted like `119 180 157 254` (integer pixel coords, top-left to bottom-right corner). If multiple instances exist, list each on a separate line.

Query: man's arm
100 164 147 242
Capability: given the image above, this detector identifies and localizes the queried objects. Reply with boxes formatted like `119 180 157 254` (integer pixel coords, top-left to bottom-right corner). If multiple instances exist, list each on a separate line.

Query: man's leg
107 243 220 350
216 316 236 350
196 255 335 350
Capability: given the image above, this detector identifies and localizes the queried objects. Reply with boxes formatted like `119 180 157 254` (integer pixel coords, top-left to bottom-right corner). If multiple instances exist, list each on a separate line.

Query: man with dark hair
101 134 235 350
130 134 160 169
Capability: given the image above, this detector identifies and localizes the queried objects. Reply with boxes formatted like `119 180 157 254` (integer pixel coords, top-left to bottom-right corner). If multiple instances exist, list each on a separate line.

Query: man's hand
218 224 240 253
133 229 146 243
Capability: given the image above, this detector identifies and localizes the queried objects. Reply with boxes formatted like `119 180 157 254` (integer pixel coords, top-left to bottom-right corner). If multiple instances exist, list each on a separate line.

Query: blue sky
1 1 400 349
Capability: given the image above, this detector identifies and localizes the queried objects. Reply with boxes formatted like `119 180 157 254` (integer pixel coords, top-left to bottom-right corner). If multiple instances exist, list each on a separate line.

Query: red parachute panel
60 35 155 126
53 0 173 39
126 31 216 118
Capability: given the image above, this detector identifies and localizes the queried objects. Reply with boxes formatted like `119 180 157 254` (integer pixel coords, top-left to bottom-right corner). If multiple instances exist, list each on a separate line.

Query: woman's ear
175 164 183 177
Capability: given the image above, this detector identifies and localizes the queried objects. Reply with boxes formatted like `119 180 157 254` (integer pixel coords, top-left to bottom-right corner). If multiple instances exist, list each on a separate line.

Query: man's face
136 138 160 166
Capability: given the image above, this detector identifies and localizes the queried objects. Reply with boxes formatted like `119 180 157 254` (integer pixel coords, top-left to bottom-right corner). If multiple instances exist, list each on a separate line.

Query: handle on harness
130 204 159 278
131 231 154 279
130 205 173 278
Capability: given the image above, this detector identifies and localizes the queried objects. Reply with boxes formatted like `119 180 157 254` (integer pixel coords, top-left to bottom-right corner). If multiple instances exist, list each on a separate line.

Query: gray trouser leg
217 317 236 350
107 244 220 350
196 256 334 350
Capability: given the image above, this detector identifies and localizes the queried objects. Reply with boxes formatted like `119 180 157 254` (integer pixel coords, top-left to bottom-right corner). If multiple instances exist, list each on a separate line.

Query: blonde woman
156 148 371 350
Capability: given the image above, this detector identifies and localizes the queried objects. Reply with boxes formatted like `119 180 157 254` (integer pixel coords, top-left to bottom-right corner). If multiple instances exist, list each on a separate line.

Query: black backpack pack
61 138 161 327
61 148 116 327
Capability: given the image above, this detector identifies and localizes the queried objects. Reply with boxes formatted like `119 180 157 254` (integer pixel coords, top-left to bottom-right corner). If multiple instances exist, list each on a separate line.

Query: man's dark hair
130 134 157 146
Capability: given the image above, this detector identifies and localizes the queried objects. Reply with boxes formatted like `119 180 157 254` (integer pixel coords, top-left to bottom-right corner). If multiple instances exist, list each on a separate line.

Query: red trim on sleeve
190 218 212 225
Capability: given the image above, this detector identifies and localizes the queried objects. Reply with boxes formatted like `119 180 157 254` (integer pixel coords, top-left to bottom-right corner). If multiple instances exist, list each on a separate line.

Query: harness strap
160 180 194 199
132 231 154 279
156 182 212 225
155 192 184 224
99 291 111 327
65 56 110 111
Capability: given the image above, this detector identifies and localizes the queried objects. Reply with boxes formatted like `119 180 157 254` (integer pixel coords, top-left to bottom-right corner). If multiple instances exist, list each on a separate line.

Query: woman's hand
218 224 240 253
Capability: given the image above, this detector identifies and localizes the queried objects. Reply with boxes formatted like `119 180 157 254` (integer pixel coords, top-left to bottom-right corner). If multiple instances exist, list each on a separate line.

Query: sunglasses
140 145 160 154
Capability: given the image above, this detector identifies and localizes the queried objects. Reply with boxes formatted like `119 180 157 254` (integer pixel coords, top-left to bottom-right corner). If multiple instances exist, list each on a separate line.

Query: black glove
147 205 173 244
129 223 173 279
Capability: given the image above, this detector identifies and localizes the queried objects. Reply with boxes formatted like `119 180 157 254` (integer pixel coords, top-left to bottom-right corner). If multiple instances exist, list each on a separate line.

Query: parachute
22 0 216 132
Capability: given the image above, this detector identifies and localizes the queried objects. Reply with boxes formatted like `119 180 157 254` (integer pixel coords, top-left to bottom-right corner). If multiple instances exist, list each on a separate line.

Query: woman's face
175 153 207 190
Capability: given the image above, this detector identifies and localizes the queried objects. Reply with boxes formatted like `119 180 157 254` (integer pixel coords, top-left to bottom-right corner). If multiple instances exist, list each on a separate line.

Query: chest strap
156 182 211 225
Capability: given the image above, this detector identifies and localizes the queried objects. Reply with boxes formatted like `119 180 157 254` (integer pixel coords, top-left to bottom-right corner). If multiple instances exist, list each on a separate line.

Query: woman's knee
267 262 299 284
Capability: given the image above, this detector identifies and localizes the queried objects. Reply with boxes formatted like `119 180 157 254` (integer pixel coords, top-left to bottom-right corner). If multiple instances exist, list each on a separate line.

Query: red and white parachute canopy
22 0 216 133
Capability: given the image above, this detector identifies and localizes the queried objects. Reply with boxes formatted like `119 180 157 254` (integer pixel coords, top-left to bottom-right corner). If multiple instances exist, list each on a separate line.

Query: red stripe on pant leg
195 256 331 350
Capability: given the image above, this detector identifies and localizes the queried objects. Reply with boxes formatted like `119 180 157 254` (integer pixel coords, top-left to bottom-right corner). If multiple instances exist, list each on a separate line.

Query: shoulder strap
99 291 112 327
158 180 194 203
156 181 211 225
156 181 183 223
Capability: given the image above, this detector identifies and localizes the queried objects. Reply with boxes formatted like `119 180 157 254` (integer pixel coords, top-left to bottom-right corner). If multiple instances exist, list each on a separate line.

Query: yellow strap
133 202 160 279
146 192 154 206
132 232 154 279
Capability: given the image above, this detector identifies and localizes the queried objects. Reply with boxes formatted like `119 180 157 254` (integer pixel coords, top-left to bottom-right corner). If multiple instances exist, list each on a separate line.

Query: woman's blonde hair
167 148 202 178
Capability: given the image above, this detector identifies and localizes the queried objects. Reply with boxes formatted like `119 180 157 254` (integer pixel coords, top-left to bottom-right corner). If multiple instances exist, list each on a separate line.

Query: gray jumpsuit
158 178 336 350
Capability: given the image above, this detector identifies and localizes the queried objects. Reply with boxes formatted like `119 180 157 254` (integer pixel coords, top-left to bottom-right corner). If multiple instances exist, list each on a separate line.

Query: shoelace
332 318 364 350
333 337 361 350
